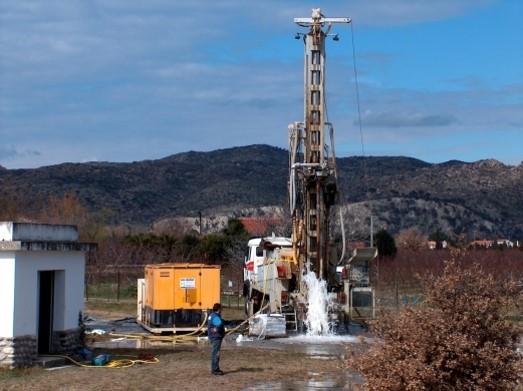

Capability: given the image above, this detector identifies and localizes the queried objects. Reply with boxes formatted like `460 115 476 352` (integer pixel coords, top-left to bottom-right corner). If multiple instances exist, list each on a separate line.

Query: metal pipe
291 163 322 168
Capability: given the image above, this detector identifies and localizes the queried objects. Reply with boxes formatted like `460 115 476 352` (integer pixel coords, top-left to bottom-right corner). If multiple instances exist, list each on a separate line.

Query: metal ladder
281 305 298 332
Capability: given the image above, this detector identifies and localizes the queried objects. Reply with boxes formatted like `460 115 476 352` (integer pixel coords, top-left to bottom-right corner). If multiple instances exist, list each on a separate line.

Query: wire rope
349 22 373 243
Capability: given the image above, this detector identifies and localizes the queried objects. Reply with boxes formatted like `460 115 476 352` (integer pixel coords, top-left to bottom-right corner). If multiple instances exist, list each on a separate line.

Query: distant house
239 217 284 237
469 239 494 249
428 240 437 250
496 239 514 248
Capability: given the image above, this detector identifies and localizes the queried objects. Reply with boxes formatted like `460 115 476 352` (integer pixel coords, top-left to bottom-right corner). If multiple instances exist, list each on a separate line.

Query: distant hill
0 144 521 238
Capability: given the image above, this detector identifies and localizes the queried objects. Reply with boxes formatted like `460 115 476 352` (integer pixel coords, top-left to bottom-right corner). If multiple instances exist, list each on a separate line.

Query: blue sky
0 0 521 168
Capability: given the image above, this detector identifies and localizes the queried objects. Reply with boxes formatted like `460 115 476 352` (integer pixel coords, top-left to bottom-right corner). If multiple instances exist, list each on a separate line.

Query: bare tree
396 228 428 251
39 192 88 226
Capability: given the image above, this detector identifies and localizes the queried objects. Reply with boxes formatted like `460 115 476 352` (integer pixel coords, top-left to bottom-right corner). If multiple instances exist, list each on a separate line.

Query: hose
337 207 346 265
225 302 270 336
228 257 283 338
257 259 270 316
108 311 208 342
98 263 275 342
39 354 159 369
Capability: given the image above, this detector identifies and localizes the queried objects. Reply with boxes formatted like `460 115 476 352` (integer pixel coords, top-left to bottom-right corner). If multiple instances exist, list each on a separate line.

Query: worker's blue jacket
208 312 225 341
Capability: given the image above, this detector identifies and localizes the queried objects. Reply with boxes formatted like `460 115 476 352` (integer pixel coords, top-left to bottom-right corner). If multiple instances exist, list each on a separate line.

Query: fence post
85 271 89 302
117 270 121 302
237 279 241 309
395 262 399 312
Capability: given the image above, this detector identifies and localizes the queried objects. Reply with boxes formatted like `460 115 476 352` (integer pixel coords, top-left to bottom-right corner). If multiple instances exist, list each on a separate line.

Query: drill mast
289 9 351 283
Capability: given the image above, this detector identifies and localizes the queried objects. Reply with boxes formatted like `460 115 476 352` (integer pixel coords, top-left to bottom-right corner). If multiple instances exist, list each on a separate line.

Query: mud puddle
242 371 363 390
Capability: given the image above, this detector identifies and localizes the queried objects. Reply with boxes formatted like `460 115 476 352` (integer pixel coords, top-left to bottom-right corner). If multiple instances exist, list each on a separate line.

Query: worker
208 303 225 375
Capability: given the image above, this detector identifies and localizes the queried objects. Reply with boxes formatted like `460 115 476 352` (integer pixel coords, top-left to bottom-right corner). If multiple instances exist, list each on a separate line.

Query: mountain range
0 144 521 239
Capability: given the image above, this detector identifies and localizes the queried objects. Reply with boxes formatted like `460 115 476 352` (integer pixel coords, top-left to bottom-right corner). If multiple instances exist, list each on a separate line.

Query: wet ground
243 371 363 391
1 340 365 391
236 336 365 390
78 316 367 390
0 315 367 390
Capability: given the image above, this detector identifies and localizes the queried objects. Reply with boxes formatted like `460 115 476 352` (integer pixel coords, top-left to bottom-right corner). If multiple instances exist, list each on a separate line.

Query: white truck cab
244 236 292 282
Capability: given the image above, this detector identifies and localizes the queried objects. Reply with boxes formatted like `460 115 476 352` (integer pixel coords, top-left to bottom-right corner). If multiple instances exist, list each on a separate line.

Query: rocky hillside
0 144 521 238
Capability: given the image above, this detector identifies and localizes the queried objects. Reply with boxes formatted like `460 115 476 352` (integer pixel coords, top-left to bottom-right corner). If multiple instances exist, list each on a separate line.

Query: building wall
0 222 78 242
13 251 85 337
0 253 15 338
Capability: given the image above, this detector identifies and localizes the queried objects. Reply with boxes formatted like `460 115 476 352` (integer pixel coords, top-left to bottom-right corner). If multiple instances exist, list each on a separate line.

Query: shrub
350 256 522 390
375 229 397 257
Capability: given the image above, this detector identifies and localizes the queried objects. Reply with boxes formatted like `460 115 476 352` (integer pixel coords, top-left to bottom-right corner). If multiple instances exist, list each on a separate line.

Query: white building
0 222 95 368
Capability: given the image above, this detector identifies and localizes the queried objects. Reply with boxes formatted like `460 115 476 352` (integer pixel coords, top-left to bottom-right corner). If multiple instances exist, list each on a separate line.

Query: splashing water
303 270 333 336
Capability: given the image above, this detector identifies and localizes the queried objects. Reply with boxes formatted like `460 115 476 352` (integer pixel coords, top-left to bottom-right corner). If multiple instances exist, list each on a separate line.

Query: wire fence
85 265 143 302
85 265 244 309
85 250 523 317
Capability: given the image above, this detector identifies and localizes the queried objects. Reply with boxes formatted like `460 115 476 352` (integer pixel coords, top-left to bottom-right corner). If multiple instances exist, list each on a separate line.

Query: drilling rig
288 9 350 288
244 9 375 335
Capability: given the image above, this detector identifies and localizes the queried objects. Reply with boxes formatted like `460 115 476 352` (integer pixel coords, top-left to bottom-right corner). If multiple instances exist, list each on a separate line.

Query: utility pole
370 214 374 247
289 9 351 283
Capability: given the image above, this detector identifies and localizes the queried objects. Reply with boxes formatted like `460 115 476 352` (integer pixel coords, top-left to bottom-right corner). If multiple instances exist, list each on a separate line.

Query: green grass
85 299 137 315
220 294 244 308
85 282 137 301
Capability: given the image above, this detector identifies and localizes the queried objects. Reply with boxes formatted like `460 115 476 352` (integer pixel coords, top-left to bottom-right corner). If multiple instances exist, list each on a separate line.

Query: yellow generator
137 263 220 333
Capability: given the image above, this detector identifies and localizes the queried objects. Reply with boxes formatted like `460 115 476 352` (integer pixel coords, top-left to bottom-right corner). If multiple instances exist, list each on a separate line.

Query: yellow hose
106 311 208 341
40 354 159 369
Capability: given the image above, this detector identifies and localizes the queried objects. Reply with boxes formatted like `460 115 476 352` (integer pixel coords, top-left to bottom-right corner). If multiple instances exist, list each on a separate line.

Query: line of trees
1 192 249 268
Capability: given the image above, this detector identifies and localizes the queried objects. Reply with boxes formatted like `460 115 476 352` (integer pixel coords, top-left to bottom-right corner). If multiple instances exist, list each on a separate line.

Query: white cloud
359 110 456 127
0 0 518 168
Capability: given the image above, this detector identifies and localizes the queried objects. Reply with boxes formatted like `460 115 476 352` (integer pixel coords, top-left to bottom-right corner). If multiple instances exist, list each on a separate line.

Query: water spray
303 270 333 336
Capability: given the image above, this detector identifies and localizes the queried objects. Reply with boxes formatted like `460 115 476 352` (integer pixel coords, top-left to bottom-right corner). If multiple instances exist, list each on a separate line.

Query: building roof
239 217 283 237
0 222 78 241
0 222 96 252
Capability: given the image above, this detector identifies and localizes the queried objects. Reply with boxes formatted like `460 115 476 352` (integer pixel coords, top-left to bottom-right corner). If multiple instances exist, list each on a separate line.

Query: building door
38 271 55 354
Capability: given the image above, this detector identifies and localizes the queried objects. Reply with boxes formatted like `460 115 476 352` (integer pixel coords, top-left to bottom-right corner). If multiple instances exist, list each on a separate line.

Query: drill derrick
289 9 351 284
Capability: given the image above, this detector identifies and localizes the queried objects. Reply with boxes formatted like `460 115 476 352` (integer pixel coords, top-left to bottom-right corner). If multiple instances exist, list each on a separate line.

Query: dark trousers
211 339 222 372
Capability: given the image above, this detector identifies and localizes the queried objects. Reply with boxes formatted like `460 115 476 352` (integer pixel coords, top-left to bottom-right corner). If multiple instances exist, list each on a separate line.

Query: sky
0 0 522 169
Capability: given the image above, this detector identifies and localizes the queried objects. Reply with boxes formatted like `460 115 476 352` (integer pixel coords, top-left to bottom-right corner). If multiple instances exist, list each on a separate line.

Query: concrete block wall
0 336 37 369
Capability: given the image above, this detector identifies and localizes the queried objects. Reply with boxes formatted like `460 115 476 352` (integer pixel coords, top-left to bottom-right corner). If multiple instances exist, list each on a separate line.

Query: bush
350 256 522 390
375 229 397 257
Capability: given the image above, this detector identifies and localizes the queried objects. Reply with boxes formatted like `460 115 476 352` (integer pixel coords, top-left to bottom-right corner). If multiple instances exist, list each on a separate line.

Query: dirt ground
0 342 359 391
0 303 363 390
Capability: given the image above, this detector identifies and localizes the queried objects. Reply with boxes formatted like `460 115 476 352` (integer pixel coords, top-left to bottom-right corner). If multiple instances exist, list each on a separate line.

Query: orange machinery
137 263 220 333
